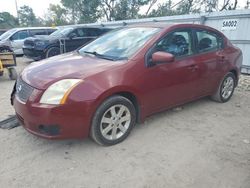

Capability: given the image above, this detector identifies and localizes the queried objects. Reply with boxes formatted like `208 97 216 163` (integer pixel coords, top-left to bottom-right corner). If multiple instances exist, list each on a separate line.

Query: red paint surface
13 24 242 139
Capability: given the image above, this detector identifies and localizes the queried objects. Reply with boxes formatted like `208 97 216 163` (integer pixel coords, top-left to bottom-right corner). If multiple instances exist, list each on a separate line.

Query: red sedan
12 24 242 145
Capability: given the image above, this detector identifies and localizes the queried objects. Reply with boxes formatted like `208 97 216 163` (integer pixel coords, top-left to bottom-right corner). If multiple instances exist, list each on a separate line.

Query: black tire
8 67 18 80
90 95 136 146
46 47 60 58
211 72 236 103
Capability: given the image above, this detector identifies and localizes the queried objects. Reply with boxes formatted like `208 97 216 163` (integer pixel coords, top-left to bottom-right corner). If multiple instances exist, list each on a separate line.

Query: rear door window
29 29 47 36
86 28 101 37
196 30 223 53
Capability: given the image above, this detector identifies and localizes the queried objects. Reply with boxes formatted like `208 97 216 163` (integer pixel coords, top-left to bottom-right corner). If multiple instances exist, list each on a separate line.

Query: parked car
23 26 112 60
12 24 242 146
0 29 7 36
0 27 57 54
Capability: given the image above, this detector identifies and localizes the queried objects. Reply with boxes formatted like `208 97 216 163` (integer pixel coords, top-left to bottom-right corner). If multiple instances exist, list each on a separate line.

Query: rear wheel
46 47 60 58
211 72 236 103
90 95 136 146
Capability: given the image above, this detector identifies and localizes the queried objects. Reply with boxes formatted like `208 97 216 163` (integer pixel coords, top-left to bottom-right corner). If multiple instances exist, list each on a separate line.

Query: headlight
40 79 82 105
35 41 45 46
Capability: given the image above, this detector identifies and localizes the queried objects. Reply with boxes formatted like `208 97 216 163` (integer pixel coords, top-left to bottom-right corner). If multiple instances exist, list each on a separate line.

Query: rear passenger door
193 29 224 93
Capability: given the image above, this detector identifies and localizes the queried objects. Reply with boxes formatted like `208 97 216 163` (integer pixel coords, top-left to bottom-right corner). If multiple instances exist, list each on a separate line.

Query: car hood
38 34 62 41
0 39 10 47
21 52 125 90
25 35 58 43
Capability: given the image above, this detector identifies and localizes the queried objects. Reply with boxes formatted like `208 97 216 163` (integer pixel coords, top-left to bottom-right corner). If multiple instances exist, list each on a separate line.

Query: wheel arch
45 45 60 52
229 69 238 86
94 88 142 124
114 91 141 123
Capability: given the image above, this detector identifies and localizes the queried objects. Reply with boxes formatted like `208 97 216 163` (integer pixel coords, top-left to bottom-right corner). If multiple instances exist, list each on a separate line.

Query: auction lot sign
221 19 238 30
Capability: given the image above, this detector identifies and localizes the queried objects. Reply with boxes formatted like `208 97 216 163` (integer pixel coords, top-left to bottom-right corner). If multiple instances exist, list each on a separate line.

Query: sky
0 0 248 18
0 0 61 17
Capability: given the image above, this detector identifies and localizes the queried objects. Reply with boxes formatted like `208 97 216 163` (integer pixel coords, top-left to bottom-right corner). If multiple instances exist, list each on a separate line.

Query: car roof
128 23 216 30
126 23 224 36
11 27 57 31
62 25 113 29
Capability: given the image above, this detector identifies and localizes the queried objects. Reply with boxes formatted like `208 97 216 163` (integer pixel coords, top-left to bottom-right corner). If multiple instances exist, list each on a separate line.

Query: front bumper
23 47 45 61
13 94 94 139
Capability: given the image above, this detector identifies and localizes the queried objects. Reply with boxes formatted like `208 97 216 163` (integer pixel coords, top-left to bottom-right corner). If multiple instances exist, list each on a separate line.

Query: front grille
16 78 34 103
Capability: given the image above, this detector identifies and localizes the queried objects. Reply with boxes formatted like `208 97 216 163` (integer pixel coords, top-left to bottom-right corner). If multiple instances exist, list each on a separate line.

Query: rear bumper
23 47 45 61
13 95 94 139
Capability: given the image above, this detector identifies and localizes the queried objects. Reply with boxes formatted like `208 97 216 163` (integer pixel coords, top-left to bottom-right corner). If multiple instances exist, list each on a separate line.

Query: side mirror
152 51 174 64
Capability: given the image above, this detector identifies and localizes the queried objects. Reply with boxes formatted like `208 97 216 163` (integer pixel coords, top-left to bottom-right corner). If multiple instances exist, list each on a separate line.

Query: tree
145 0 158 16
44 4 69 26
61 0 101 24
176 0 200 14
100 0 150 21
220 0 238 11
148 0 178 17
0 12 18 29
18 5 38 26
245 0 250 9
202 0 238 12
100 0 116 21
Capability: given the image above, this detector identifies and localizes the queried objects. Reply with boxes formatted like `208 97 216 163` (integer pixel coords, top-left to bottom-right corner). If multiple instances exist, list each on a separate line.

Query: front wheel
90 95 136 146
46 47 60 58
211 72 236 103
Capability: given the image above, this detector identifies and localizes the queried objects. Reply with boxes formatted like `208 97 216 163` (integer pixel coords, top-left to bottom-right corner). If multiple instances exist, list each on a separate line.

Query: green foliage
61 0 101 24
0 12 19 29
44 4 69 26
148 0 177 17
176 0 200 14
18 5 38 27
100 0 151 21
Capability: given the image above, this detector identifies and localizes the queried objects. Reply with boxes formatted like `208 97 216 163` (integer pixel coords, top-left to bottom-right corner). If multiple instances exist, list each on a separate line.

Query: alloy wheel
100 104 131 141
221 76 234 100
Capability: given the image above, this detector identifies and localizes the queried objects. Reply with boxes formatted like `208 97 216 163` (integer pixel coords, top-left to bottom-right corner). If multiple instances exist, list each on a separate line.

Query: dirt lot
0 57 250 188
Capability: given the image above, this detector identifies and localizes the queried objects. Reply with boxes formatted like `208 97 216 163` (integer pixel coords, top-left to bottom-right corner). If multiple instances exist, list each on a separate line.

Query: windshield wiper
83 51 116 61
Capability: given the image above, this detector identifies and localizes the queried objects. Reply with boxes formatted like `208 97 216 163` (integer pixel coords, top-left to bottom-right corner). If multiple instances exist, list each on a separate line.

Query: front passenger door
10 30 29 54
143 29 206 112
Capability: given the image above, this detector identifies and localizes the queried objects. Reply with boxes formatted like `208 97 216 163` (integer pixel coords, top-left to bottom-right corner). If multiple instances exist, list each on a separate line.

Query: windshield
78 27 160 60
50 27 74 37
0 29 17 41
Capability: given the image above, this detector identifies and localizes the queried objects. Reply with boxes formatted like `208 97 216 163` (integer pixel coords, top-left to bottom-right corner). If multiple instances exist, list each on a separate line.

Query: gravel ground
0 57 250 188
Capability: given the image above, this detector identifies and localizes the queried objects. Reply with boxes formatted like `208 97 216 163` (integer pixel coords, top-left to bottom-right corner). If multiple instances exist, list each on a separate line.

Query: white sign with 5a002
221 19 238 31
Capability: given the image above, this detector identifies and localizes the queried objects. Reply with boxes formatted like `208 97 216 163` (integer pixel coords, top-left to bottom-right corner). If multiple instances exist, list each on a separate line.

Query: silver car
0 27 56 55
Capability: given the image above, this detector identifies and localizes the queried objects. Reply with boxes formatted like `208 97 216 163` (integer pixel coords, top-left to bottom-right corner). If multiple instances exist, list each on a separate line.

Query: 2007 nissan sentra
11 24 242 146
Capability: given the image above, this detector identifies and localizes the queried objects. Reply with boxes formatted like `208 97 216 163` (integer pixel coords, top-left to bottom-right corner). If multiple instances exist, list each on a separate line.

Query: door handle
187 64 198 71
